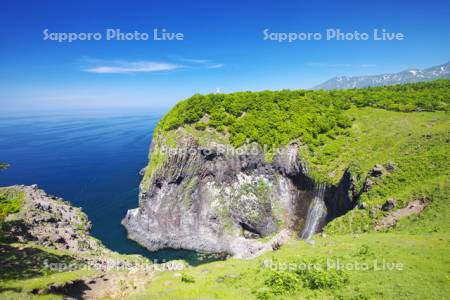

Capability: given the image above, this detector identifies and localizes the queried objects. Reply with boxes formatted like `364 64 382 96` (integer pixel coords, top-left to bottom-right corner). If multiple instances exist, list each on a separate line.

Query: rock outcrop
122 128 362 258
375 198 428 230
5 185 97 251
4 185 148 270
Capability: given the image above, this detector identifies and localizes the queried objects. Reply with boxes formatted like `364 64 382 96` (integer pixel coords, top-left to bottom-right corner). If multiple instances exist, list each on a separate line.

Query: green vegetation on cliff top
156 79 449 149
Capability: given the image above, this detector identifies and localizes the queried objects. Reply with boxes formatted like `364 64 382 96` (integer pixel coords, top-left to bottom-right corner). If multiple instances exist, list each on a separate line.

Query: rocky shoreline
4 184 149 271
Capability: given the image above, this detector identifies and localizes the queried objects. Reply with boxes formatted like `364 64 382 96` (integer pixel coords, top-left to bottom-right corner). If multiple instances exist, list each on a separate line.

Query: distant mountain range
314 61 450 90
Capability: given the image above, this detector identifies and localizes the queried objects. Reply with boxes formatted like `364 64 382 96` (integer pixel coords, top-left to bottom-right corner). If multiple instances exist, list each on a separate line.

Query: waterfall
300 183 327 240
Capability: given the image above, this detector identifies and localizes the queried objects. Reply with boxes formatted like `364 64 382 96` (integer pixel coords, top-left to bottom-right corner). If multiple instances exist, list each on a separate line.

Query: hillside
125 79 450 299
314 62 450 90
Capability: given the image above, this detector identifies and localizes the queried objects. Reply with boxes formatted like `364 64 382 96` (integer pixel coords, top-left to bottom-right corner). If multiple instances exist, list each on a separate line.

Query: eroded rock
3 185 149 271
123 131 360 258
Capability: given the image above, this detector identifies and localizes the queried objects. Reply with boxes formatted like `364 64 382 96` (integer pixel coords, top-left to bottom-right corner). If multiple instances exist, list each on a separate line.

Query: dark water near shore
0 109 214 265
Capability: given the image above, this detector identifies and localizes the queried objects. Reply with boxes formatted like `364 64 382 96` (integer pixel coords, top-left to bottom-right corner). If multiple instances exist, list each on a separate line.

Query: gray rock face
122 131 359 258
370 164 384 177
4 185 148 270
382 198 397 211
314 61 450 90
4 185 99 253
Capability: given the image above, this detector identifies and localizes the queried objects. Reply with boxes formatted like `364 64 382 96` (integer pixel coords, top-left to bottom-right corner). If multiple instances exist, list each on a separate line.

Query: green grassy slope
318 108 450 234
133 80 450 299
130 233 450 300
0 242 97 299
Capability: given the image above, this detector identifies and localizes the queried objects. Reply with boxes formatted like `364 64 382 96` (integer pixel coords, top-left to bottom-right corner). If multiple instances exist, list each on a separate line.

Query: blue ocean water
0 109 208 264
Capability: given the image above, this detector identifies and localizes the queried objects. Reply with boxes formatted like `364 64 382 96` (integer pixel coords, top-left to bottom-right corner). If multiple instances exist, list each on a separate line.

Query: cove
0 109 216 265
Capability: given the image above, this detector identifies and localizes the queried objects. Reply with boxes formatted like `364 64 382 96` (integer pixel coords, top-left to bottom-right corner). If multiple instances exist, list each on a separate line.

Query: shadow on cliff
0 243 78 283
287 167 359 238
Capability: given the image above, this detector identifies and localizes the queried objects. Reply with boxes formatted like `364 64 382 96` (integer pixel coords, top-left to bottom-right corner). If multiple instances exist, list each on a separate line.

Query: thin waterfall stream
300 183 328 240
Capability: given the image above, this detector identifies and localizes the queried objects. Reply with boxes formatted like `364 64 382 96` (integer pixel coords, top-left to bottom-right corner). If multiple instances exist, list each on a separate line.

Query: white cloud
206 63 225 69
85 61 183 74
83 57 224 74
178 58 210 64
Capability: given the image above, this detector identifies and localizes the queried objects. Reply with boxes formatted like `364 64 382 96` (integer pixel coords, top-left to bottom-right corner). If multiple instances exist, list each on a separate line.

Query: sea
0 108 211 265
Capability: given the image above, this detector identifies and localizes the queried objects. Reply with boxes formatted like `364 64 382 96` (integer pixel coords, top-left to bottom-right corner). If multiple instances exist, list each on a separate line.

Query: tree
157 79 450 149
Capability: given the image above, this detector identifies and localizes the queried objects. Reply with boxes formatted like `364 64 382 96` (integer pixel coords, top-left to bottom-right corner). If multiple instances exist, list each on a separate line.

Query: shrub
356 244 374 258
181 273 195 283
298 267 348 289
263 270 300 295
292 258 349 290
258 259 349 299
0 188 24 234
194 122 207 130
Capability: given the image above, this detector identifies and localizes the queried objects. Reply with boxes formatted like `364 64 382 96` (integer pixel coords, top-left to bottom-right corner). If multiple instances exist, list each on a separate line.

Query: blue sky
1 0 449 111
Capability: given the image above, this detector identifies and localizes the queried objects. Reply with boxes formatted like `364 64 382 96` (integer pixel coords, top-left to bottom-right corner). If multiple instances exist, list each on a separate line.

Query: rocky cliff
123 127 362 258
3 185 148 270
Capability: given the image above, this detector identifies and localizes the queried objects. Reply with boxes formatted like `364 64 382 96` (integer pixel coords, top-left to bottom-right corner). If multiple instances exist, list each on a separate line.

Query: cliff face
4 185 95 251
3 185 148 270
122 129 359 258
